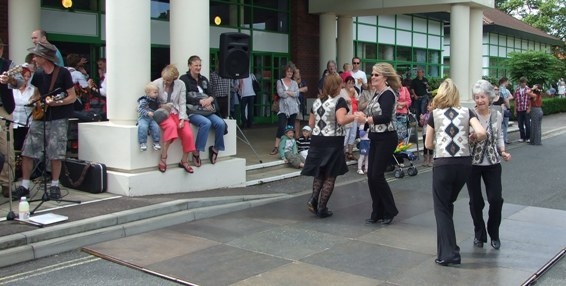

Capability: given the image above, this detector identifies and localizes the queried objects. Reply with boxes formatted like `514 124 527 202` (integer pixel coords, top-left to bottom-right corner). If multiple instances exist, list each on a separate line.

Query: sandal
192 153 202 167
158 155 167 173
346 152 356 161
178 160 194 173
270 147 278 155
208 146 219 164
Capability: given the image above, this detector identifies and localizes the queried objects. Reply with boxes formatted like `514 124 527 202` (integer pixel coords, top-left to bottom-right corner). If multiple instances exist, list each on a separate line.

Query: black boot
317 177 336 219
307 196 318 214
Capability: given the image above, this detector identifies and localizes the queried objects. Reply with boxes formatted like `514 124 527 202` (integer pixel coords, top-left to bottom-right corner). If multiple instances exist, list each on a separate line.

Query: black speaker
219 32 250 79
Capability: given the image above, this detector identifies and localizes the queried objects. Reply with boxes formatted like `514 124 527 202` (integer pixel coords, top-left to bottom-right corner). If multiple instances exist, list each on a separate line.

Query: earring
385 81 390 86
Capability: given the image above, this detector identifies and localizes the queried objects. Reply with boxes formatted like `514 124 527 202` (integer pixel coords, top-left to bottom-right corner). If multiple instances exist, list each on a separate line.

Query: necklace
476 109 490 124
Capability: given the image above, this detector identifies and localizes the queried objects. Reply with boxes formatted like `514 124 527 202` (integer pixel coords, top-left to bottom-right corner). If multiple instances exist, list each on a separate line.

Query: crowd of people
1 28 559 267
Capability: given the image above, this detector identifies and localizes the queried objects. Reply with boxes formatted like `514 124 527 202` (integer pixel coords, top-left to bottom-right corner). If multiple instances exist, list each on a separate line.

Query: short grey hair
472 79 496 104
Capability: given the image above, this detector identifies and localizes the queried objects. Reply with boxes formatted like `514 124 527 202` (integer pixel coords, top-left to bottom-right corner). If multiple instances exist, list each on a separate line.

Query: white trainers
140 143 148 151
357 169 365 175
153 143 161 151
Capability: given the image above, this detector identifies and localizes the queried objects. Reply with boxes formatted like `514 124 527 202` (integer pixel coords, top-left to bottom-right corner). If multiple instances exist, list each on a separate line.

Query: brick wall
291 0 320 99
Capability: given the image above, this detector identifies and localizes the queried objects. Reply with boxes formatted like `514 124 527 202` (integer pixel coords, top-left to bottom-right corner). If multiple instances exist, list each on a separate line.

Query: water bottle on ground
19 196 30 221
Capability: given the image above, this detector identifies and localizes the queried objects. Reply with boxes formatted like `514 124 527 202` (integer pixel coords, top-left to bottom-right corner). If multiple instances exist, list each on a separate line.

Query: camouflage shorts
22 119 68 160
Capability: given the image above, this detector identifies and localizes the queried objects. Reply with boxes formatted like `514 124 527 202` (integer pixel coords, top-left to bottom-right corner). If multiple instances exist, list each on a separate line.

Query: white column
106 0 150 123
170 0 210 78
469 7 484 99
337 16 353 71
319 13 337 74
8 0 40 63
450 4 470 102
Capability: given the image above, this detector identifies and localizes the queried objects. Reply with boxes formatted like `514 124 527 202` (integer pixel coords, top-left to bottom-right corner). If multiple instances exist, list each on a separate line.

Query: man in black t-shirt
1 42 77 201
410 68 430 123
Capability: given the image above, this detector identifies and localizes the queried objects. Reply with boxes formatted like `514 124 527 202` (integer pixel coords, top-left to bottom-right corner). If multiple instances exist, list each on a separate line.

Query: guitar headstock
5 65 23 77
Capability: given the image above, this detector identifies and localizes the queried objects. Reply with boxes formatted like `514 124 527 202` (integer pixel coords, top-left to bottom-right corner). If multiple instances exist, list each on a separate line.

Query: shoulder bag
186 91 217 116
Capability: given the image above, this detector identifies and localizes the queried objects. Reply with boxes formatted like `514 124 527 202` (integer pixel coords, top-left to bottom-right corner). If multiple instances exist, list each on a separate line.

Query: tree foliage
506 50 563 86
495 0 566 43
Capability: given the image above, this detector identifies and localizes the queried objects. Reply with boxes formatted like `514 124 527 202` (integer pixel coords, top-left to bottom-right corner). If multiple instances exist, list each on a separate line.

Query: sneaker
152 143 161 151
140 143 148 151
49 186 61 200
357 169 365 175
12 186 30 201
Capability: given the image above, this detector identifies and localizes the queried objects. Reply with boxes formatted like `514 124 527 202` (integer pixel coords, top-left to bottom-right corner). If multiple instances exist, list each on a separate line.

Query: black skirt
301 136 348 177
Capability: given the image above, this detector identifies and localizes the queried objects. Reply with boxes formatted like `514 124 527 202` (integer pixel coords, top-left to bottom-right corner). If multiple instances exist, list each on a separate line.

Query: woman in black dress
302 74 357 218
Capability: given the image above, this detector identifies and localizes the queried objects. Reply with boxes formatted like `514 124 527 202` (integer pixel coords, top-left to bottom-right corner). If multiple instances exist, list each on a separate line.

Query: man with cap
0 38 18 197
0 42 77 201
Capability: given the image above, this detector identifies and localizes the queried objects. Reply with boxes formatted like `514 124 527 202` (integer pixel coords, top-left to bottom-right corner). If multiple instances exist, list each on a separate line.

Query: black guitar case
60 158 107 193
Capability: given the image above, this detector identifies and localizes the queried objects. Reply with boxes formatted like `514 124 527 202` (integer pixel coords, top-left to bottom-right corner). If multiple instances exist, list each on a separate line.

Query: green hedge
508 97 566 121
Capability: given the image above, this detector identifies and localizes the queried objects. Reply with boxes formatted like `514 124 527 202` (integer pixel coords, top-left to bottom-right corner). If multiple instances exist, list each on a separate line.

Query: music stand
28 92 80 215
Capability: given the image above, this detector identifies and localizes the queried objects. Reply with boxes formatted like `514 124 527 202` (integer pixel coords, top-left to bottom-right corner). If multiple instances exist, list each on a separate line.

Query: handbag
186 91 217 116
503 109 511 118
252 74 261 94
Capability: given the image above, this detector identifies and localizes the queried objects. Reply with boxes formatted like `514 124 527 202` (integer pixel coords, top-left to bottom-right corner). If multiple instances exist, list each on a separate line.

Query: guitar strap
48 66 60 94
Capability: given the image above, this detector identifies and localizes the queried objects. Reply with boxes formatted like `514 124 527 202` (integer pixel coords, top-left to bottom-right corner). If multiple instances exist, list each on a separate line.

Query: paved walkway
1 113 566 285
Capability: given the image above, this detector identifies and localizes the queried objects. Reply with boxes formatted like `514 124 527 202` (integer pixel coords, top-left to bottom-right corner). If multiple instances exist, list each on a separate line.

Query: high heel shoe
434 257 461 266
381 217 394 225
158 155 167 173
491 239 501 250
178 160 194 173
473 238 484 248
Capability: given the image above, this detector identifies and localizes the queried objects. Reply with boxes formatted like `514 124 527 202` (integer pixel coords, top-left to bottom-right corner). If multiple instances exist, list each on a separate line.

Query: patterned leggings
530 107 543 145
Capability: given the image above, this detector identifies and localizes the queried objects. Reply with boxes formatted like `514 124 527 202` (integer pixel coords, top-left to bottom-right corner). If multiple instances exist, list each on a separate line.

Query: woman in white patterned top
467 79 511 251
301 74 358 218
425 78 486 266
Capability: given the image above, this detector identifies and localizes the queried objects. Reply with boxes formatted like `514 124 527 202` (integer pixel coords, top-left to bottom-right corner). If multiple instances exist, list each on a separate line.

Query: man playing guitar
0 42 76 201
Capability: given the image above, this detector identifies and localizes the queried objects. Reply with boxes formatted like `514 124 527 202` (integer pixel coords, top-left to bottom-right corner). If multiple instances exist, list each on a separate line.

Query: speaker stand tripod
27 96 80 215
226 82 262 164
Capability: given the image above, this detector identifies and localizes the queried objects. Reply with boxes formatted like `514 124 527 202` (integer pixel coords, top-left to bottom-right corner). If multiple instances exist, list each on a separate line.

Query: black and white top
311 96 348 137
365 87 397 133
429 107 475 159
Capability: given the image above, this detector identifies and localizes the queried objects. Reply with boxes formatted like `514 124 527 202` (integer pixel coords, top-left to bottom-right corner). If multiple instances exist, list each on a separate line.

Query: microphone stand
0 116 31 222
28 94 80 216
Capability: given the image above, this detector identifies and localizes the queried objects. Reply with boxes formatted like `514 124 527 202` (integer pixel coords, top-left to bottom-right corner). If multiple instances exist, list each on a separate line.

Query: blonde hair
372 63 401 91
432 78 460 109
161 64 179 81
320 74 342 101
144 82 158 95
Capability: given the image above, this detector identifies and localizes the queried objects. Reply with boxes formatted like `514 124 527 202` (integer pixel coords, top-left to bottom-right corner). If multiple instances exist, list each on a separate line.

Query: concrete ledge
0 194 291 267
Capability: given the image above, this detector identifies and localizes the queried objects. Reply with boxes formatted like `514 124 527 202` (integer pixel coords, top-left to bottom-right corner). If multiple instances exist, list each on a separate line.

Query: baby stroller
391 113 419 178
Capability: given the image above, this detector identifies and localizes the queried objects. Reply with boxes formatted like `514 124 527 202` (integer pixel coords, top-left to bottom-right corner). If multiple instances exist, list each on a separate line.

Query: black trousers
433 163 471 260
516 110 530 140
367 131 398 220
466 163 503 242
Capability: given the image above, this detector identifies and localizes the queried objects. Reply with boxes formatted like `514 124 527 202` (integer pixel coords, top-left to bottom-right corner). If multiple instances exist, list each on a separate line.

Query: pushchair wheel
394 169 405 178
407 166 418 176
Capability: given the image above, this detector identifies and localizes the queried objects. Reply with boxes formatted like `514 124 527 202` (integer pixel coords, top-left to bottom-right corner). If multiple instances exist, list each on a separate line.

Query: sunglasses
352 62 360 65
371 73 380 77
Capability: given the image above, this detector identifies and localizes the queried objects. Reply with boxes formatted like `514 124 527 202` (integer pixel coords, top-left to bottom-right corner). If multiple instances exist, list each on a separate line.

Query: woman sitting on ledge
153 64 196 173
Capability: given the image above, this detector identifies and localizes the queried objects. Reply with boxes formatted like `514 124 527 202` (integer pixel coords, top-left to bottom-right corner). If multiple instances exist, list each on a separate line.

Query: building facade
0 0 561 195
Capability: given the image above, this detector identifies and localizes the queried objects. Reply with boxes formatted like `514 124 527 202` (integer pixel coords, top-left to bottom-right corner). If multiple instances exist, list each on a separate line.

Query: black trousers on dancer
367 131 399 220
433 163 471 260
466 163 503 243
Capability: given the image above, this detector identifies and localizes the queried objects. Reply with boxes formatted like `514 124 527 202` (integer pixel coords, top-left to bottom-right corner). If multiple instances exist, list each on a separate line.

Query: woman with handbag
153 64 196 173
467 80 511 251
270 63 300 155
179 55 225 165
